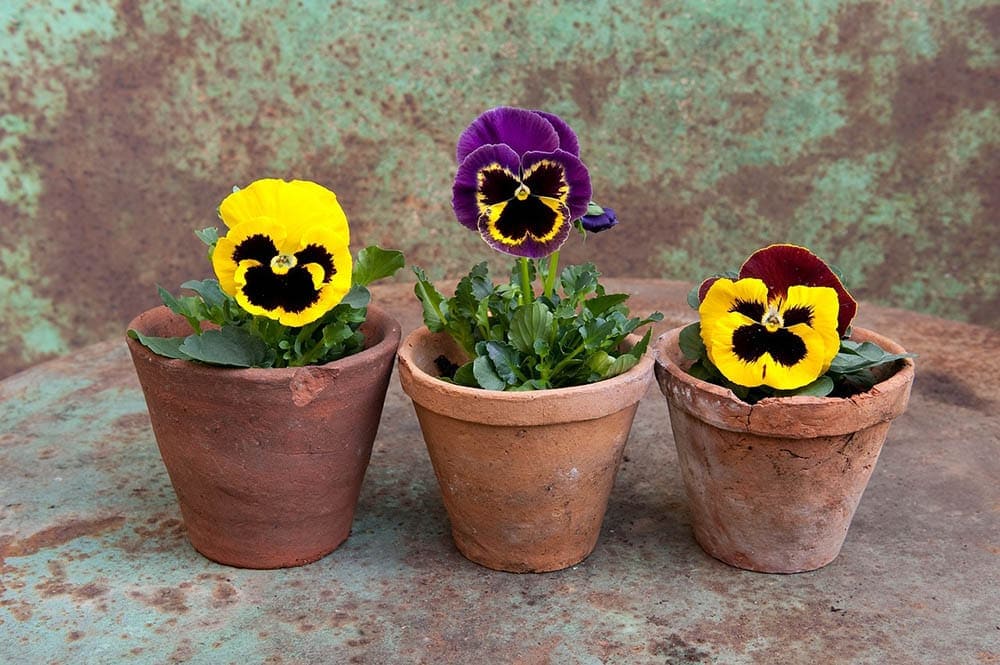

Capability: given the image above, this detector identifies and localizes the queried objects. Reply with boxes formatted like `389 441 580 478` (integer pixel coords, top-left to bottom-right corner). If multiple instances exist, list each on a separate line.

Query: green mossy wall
1 1 997 377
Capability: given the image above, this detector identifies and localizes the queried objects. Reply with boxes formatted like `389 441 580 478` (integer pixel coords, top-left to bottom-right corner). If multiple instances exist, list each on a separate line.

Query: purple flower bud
580 206 617 233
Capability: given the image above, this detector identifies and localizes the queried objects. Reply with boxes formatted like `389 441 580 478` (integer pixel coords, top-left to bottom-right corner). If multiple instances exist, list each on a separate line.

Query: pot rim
125 303 402 382
396 326 655 425
654 324 915 436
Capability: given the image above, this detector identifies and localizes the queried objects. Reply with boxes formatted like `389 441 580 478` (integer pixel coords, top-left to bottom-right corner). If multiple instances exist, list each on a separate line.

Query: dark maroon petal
456 107 560 163
522 149 591 221
452 144 521 230
532 110 580 156
697 277 719 302
739 244 858 336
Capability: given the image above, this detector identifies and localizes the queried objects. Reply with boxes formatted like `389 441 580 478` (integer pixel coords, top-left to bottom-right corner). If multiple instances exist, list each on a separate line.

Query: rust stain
129 586 190 614
211 580 238 608
0 515 126 558
35 561 110 606
0 599 34 621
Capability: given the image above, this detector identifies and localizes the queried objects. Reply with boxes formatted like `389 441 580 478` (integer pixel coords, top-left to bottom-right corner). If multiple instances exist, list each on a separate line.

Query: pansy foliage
413 106 660 391
680 244 913 403
415 261 662 390
128 179 404 368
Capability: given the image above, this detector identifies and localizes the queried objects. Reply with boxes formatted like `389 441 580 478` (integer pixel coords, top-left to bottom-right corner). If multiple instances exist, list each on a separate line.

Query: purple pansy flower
580 204 617 233
452 107 592 258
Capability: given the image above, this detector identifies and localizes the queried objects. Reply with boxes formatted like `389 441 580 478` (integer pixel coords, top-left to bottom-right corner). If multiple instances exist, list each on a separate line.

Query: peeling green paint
0 0 996 376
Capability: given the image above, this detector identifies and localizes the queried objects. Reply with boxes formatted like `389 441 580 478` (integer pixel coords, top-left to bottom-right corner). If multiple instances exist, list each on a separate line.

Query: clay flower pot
397 327 654 573
125 304 401 569
654 326 914 573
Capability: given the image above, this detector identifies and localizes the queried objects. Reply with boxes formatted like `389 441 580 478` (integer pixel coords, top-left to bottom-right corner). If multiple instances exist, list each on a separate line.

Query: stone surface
1 1 999 377
0 281 998 663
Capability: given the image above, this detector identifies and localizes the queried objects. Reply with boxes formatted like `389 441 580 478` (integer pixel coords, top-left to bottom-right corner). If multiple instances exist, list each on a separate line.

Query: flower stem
543 250 560 298
518 257 534 306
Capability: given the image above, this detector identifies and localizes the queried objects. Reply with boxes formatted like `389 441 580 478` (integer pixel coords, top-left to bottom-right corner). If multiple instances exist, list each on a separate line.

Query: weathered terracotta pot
397 327 654 573
125 304 401 569
654 326 914 573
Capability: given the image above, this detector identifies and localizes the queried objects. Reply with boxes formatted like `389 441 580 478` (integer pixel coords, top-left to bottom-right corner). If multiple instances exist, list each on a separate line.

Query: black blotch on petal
732 324 808 367
233 234 278 263
479 167 520 205
241 265 321 314
296 244 336 281
731 298 765 321
523 161 566 198
783 305 814 327
493 197 562 241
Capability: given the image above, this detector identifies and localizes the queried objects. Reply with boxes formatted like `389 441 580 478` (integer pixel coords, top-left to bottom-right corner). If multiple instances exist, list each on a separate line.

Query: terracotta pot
654 326 914 573
125 304 401 569
397 327 654 573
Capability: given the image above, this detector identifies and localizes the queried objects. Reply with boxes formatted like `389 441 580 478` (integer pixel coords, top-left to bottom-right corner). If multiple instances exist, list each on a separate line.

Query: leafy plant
129 235 404 368
414 261 662 390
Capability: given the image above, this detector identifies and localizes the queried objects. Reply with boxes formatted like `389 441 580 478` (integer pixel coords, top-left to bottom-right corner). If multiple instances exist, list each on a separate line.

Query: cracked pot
654 326 914 573
125 304 401 569
397 327 654 573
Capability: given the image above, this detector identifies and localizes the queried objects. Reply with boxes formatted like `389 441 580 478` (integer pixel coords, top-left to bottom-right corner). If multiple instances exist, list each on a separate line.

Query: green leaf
127 330 191 360
587 351 614 376
509 301 554 354
603 353 639 379
855 341 888 362
775 375 835 398
560 263 600 300
584 293 629 316
178 327 272 367
157 286 204 332
687 360 715 382
412 266 447 332
451 361 479 387
678 322 705 361
472 355 506 390
195 226 220 247
181 279 228 310
586 201 604 216
686 283 702 309
340 285 371 310
483 341 521 385
352 246 405 286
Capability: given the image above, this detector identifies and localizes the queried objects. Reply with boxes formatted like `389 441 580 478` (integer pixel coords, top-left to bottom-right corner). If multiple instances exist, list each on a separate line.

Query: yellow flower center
762 304 783 332
514 183 531 201
270 253 298 275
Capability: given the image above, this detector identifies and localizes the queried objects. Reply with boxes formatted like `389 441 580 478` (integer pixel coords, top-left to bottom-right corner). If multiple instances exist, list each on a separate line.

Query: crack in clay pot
289 367 341 407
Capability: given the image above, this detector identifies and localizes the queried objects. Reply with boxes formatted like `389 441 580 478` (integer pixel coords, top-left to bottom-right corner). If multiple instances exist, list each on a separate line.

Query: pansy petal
277 180 350 240
452 143 521 230
782 285 841 375
522 149 591 221
218 178 284 229
532 110 580 156
739 244 857 336
699 278 768 326
580 206 617 233
298 225 353 300
478 200 571 258
456 106 560 163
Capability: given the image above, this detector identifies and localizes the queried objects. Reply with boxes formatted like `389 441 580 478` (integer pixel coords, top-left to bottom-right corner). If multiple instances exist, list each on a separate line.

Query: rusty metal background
1 1 998 377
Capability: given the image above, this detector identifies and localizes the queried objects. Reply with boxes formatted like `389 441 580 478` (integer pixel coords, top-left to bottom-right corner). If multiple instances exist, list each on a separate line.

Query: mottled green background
1 0 997 377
